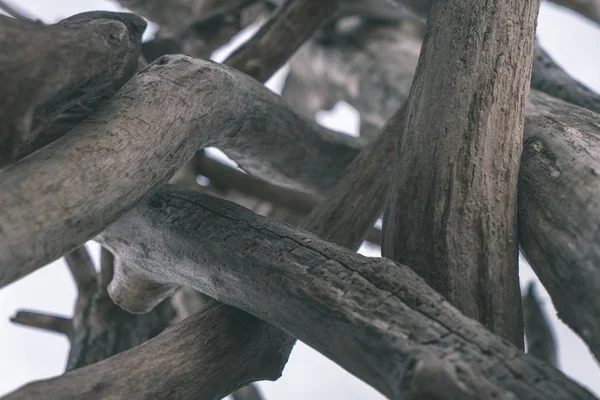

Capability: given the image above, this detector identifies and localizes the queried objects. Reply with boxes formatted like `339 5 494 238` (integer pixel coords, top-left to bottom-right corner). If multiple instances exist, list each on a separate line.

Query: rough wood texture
0 55 362 289
225 0 337 82
519 91 600 361
532 45 600 114
522 283 557 366
5 301 294 400
302 103 407 249
0 12 145 166
382 0 539 346
8 186 592 400
284 24 600 358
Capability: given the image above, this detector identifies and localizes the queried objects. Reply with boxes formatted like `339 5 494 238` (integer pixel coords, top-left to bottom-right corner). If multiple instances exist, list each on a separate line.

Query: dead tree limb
547 0 600 25
519 90 600 361
6 301 294 400
382 0 539 346
0 12 145 166
224 0 338 82
0 55 362 289
282 19 600 358
6 186 594 400
522 283 557 366
10 311 72 336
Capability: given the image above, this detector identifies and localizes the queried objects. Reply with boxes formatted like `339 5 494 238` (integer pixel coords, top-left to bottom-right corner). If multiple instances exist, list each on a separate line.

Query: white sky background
1 1 599 398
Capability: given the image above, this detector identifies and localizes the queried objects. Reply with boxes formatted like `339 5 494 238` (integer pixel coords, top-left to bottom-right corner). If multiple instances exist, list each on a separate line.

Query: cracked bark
382 0 539 346
7 186 594 400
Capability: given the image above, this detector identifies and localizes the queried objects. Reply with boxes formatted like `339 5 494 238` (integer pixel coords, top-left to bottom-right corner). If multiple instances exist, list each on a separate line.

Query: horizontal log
0 55 362 289
0 11 145 166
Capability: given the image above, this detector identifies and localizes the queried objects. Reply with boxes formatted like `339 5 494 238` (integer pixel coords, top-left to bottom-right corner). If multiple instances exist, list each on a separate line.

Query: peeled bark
382 0 539 346
0 55 361 289
522 283 557 366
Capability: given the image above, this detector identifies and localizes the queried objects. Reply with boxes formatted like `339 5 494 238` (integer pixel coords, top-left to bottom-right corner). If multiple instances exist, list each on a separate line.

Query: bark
6 186 594 400
519 91 600 361
0 12 145 166
382 0 539 346
224 0 337 82
522 283 557 366
6 301 293 400
283 19 600 357
0 55 362 289
532 45 600 114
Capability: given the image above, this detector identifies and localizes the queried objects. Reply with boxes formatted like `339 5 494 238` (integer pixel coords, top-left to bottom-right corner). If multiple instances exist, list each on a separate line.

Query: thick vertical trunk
382 0 540 347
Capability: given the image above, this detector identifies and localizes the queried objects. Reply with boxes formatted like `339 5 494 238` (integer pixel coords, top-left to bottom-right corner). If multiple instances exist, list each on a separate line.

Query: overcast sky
1 1 599 399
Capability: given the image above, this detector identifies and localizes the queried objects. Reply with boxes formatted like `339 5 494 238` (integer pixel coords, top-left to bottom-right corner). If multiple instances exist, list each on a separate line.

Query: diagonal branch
0 55 362 289
522 283 557 366
224 0 338 82
9 185 591 400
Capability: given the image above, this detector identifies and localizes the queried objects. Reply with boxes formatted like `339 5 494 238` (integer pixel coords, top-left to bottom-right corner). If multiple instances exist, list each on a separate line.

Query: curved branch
519 91 600 361
0 55 362 289
5 302 293 400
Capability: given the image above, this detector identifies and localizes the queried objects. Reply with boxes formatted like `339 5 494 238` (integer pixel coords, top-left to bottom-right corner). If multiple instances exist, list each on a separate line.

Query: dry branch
64 246 97 292
282 18 600 358
7 186 594 400
522 283 557 366
225 0 337 82
6 301 292 400
519 91 600 361
382 0 539 346
0 55 362 289
10 311 72 336
0 12 145 166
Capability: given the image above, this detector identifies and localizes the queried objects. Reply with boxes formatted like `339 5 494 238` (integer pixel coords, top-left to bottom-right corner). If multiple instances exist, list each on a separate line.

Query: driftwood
522 283 557 366
382 0 538 346
519 91 600 360
0 55 363 289
0 12 145 166
7 186 595 400
281 16 600 359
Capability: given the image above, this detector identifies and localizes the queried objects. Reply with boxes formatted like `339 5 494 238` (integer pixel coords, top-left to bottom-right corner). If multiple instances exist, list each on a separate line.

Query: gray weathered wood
519 91 600 361
0 55 362 289
282 19 600 359
522 283 557 366
9 186 591 400
225 0 337 82
5 300 293 400
382 0 539 347
0 12 145 166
